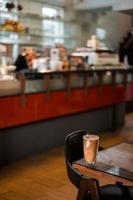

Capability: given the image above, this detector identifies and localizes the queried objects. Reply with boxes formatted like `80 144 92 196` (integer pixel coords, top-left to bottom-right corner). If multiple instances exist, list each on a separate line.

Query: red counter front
0 85 125 129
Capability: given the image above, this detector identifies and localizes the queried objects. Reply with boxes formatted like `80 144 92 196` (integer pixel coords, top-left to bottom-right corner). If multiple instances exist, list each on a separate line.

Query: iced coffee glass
83 134 99 165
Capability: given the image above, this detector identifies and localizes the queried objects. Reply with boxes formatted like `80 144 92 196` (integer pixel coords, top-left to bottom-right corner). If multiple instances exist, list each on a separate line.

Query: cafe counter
0 67 130 128
0 67 132 164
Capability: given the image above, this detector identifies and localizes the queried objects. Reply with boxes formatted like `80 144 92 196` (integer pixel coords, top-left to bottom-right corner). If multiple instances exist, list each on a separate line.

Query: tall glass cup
83 134 99 165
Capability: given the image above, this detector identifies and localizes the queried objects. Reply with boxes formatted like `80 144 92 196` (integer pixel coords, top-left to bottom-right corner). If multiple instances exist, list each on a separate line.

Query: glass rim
83 134 99 140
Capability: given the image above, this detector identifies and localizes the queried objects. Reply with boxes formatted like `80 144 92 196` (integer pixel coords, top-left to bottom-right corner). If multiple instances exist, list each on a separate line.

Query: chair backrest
65 130 86 164
64 130 86 188
64 130 100 200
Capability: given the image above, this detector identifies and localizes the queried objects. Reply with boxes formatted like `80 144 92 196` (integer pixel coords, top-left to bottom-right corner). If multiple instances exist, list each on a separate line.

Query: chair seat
100 184 133 200
86 184 133 200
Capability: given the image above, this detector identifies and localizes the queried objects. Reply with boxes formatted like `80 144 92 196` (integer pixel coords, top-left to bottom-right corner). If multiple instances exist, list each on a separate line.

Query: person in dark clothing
118 42 126 63
15 47 36 72
15 53 29 72
119 31 133 66
15 48 29 72
126 37 133 66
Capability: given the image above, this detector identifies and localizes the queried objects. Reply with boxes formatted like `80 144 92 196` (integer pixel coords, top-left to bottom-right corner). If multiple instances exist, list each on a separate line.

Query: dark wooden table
74 141 133 186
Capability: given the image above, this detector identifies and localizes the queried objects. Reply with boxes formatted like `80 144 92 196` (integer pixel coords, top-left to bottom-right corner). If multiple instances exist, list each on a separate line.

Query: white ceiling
73 0 133 14
35 0 133 14
35 0 73 7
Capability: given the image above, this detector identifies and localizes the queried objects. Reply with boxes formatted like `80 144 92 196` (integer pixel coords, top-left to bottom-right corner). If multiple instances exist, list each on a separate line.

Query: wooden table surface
74 141 133 186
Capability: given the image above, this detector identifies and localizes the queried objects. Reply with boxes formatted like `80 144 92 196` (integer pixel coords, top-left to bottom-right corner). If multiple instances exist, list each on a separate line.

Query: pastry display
0 19 26 32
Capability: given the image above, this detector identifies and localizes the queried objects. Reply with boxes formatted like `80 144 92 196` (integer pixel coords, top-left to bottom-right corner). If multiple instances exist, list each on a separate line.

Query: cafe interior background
0 0 133 200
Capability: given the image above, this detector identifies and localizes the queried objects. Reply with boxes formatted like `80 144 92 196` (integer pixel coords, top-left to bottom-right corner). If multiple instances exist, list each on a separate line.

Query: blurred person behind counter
15 47 37 72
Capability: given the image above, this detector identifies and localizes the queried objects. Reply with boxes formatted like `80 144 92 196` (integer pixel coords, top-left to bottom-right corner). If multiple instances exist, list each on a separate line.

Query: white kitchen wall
19 0 42 15
113 0 133 11
76 10 132 50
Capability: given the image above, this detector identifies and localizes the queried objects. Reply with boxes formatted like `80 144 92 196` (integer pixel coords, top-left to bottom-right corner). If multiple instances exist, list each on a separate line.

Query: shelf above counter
0 10 76 23
0 31 79 48
0 3 80 50
0 30 77 39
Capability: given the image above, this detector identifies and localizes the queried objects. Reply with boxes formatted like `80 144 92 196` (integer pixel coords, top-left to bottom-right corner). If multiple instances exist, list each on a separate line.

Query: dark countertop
0 66 132 97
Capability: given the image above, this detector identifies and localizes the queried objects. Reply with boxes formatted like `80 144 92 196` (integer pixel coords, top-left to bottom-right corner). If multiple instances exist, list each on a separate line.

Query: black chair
64 130 133 200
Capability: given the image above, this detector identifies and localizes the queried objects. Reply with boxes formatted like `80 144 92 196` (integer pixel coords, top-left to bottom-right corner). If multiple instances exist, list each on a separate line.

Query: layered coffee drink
83 134 99 164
